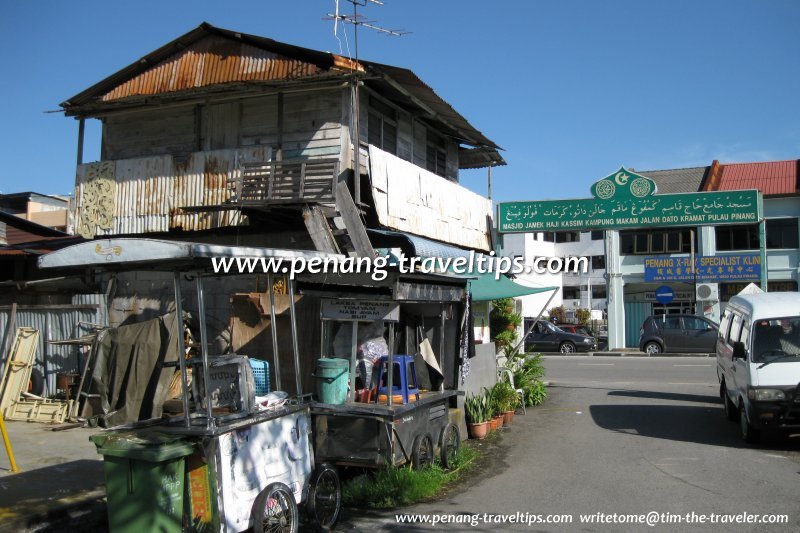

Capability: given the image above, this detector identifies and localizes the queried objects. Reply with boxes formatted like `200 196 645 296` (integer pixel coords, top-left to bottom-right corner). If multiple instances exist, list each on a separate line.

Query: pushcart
311 298 462 470
40 239 345 532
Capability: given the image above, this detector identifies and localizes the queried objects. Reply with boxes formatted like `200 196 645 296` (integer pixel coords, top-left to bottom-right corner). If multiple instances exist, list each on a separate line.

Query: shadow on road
590 403 800 450
607 389 720 404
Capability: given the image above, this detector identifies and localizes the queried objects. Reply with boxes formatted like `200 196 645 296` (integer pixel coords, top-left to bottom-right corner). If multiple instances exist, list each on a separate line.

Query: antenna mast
325 0 408 206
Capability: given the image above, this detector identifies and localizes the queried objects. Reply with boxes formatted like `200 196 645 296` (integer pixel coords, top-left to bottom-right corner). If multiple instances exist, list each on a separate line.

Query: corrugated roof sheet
636 167 708 194
61 23 500 151
715 160 798 196
100 35 327 102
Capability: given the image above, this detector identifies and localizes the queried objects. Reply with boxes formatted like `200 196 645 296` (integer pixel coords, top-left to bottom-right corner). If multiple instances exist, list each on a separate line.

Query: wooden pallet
6 398 73 424
0 328 72 424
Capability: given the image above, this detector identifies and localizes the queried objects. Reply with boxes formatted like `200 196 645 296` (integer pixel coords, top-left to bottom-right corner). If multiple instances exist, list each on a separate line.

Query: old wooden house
61 22 505 255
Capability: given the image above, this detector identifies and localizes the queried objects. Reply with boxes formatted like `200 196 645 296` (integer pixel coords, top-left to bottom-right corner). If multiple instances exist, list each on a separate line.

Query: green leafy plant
491 298 521 351
576 308 591 325
342 445 479 509
493 329 517 351
490 381 519 413
523 380 548 406
464 392 491 423
547 305 566 323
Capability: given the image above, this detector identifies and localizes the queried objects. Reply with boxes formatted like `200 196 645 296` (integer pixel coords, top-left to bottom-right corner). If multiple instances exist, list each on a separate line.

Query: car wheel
721 382 737 422
559 342 576 353
643 341 662 355
739 403 760 443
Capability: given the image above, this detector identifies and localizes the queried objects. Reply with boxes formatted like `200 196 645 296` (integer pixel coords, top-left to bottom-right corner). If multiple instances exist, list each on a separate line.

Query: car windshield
751 317 800 363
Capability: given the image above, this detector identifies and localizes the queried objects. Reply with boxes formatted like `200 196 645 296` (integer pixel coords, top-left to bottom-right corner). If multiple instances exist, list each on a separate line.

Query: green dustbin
90 431 195 533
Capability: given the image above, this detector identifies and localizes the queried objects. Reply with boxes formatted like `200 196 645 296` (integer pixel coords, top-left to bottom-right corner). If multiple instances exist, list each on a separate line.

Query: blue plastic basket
248 358 270 395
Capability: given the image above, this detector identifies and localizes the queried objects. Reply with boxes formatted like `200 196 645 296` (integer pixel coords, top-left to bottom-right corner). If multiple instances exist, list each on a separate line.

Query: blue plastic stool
375 355 420 404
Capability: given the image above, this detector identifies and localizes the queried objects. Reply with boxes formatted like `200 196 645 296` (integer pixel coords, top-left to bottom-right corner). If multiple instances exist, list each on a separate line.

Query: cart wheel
252 482 299 533
411 433 434 470
438 423 460 470
306 463 342 531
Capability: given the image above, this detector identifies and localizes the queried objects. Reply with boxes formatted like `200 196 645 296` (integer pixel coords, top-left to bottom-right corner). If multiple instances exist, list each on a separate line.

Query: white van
717 292 800 442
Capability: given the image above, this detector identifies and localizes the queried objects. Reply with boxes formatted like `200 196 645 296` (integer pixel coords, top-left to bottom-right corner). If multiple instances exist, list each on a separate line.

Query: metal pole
172 272 191 429
267 274 282 391
759 219 768 291
513 287 560 354
350 322 358 403
287 279 302 398
195 276 214 429
690 228 696 314
0 411 19 473
487 162 493 200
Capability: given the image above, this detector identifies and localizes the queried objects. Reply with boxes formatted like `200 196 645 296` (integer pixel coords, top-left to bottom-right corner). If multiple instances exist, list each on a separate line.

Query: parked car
558 324 595 337
638 314 718 354
525 320 597 353
717 292 800 443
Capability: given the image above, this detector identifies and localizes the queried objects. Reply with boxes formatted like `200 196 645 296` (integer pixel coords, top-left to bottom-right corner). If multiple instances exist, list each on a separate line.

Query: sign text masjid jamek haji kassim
498 167 762 233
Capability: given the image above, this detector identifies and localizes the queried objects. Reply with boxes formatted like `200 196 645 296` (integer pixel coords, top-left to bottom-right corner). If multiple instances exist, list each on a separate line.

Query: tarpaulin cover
91 313 179 427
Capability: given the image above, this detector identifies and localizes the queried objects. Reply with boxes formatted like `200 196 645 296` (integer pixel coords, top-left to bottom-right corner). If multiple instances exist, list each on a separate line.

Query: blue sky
1 1 798 203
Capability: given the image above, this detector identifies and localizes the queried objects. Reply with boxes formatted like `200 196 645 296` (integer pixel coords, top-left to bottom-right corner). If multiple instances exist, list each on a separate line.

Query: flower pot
468 422 489 439
490 415 503 431
502 410 515 427
505 324 517 332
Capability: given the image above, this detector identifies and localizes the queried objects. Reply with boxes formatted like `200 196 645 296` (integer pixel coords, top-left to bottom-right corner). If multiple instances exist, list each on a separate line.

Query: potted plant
464 392 490 439
486 387 503 431
493 329 516 352
506 312 522 331
492 381 519 426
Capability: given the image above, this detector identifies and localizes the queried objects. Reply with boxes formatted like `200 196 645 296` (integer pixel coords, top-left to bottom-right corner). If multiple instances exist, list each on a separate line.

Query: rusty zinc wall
74 146 275 237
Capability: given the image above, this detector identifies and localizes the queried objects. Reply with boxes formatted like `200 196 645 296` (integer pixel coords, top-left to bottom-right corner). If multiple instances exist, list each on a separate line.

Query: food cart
310 290 464 470
39 239 344 533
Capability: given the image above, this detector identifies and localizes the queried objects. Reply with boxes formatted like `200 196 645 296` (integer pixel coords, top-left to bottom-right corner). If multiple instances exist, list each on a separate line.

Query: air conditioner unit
696 283 719 302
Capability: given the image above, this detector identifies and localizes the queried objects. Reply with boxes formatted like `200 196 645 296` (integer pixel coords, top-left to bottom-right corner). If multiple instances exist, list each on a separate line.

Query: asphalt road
343 356 800 532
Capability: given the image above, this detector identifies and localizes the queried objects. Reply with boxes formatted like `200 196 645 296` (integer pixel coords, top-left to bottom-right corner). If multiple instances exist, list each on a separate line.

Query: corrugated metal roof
100 35 327 102
61 23 500 151
458 147 507 170
359 60 502 150
636 166 708 194
715 160 798 196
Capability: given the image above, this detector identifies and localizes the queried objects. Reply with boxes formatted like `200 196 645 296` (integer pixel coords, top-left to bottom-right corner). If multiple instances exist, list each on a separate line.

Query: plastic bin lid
90 431 196 462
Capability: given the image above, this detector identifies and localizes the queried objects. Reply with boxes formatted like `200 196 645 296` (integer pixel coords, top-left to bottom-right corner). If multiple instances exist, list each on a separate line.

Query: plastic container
314 357 350 405
90 432 195 533
248 358 270 395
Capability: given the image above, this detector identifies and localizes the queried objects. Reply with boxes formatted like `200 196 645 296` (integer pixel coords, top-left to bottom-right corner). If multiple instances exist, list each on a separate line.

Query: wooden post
76 118 85 166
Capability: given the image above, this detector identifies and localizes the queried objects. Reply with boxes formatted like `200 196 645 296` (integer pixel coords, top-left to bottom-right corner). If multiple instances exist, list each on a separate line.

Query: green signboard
498 167 762 233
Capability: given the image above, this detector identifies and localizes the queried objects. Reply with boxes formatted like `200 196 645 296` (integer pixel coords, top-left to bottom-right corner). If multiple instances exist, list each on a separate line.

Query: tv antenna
324 0 409 207
326 0 409 62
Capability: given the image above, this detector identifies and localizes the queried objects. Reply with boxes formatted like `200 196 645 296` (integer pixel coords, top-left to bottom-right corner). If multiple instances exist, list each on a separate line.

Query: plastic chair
375 355 420 404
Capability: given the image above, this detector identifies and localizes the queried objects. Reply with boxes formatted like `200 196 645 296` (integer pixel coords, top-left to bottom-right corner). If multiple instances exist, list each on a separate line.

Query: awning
368 229 557 301
468 271 556 302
